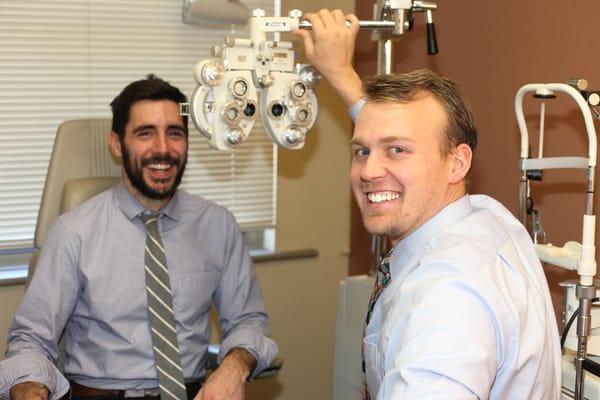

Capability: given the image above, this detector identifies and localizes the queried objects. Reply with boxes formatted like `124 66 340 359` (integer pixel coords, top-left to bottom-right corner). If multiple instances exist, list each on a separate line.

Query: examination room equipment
183 0 438 151
184 0 441 397
515 80 600 400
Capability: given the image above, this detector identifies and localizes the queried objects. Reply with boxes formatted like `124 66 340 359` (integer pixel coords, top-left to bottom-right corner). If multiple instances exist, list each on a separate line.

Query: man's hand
293 9 362 107
9 382 49 400
194 348 256 400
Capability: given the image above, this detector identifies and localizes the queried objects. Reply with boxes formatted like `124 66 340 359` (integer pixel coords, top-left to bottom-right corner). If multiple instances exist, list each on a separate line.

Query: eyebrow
168 124 186 131
132 124 155 134
350 135 415 146
132 123 185 134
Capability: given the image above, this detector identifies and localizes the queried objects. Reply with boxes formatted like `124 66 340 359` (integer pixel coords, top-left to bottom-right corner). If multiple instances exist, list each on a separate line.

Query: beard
121 143 187 200
362 213 406 240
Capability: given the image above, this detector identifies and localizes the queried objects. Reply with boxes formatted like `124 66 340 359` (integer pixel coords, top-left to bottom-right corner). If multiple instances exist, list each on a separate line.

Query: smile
367 191 400 203
147 163 172 170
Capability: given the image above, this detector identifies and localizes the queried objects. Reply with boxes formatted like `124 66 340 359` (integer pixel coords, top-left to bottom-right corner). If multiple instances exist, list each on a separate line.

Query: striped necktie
142 212 187 400
361 251 393 400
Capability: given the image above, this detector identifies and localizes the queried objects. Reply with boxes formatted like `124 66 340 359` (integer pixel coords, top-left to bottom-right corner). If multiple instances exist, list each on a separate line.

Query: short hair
110 74 188 140
363 69 477 157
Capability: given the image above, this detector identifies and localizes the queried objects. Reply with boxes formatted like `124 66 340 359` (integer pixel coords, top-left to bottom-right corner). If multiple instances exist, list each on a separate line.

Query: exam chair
27 118 282 379
27 118 119 286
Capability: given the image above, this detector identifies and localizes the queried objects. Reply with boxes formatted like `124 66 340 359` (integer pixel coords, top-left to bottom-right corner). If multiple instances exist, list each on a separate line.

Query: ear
108 131 122 159
448 143 472 184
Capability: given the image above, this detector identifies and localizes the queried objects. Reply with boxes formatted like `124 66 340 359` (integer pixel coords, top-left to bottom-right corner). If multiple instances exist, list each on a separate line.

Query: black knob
426 22 438 55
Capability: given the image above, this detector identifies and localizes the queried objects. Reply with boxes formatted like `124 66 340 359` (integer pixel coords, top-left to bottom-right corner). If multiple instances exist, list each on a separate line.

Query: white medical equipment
186 11 321 151
183 0 439 151
515 80 600 400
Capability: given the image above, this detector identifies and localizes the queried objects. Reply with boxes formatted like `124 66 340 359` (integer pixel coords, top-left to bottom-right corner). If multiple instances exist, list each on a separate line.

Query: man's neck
122 175 172 212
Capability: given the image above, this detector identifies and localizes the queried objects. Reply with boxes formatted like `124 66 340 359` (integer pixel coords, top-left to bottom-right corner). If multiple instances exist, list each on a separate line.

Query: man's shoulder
57 187 115 227
436 195 524 252
415 194 540 293
428 212 508 262
175 190 233 218
417 195 535 280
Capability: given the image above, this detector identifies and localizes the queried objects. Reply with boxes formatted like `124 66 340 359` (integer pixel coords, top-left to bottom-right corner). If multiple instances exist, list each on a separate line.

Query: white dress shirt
363 195 561 399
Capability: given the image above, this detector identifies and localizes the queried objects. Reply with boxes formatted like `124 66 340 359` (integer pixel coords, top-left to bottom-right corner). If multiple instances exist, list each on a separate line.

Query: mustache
140 154 181 168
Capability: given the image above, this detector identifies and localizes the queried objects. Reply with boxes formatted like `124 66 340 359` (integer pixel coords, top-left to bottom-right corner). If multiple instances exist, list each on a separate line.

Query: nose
360 153 386 181
152 131 169 153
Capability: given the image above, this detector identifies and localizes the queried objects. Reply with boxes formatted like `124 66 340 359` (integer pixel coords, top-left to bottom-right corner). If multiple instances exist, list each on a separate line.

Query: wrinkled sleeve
213 211 277 379
379 263 498 399
0 218 80 400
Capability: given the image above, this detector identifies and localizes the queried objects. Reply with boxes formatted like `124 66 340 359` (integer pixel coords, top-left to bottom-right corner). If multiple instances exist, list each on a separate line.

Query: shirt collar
114 179 181 222
390 195 473 275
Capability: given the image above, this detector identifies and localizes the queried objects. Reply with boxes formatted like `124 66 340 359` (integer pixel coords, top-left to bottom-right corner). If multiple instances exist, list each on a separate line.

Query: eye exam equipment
515 80 600 400
183 0 439 151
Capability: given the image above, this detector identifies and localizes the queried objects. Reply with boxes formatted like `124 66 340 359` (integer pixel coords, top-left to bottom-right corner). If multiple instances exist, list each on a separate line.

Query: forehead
352 96 447 145
127 99 184 128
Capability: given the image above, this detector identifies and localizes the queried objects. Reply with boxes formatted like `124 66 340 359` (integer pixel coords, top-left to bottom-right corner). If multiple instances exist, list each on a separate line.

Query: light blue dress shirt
363 195 561 399
349 97 366 123
0 182 277 400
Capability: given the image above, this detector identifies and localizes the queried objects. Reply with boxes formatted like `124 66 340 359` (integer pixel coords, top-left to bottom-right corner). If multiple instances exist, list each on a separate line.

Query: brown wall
352 0 600 325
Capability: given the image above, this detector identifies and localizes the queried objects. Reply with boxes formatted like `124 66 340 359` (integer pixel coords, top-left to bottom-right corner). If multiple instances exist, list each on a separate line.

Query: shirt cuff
348 97 366 123
218 328 278 380
0 354 69 400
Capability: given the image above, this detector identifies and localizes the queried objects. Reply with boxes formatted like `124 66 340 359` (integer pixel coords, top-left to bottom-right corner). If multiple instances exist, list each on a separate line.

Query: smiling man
296 10 561 399
0 75 277 400
350 71 561 399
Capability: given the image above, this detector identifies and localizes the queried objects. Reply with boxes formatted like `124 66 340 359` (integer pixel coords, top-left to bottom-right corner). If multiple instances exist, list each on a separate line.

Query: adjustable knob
425 10 438 55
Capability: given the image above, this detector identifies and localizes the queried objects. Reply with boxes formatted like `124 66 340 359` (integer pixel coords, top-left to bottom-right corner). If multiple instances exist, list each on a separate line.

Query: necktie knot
378 254 391 289
142 212 161 233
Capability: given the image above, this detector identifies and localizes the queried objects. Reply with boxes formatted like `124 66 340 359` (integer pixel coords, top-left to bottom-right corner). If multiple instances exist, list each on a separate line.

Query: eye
168 128 186 138
352 146 369 159
136 130 151 138
389 146 404 156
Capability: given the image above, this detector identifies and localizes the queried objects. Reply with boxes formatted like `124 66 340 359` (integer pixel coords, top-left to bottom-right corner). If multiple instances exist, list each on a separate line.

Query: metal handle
298 20 397 31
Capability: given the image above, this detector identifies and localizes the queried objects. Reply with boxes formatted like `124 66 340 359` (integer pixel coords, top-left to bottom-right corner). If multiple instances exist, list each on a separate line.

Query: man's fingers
292 29 314 57
346 14 360 36
318 8 346 31
332 9 346 27
302 13 324 32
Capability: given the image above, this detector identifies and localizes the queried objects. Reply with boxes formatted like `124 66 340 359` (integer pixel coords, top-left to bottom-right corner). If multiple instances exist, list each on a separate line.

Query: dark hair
363 69 478 157
110 74 188 139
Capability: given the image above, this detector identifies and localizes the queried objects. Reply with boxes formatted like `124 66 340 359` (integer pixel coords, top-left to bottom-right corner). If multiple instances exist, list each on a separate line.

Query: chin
362 217 389 236
364 215 406 239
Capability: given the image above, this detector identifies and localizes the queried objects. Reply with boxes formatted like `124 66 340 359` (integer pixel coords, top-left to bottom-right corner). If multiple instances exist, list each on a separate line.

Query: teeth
368 192 399 203
148 164 170 170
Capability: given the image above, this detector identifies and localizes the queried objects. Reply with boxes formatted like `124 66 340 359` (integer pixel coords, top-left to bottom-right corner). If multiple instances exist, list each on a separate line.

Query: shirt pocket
171 270 220 317
363 332 384 399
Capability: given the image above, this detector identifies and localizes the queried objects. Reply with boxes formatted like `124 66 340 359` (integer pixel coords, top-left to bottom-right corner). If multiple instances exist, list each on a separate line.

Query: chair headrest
34 119 120 248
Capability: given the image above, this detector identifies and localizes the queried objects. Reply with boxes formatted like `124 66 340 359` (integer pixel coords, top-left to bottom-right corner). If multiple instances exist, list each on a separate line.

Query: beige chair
28 118 120 285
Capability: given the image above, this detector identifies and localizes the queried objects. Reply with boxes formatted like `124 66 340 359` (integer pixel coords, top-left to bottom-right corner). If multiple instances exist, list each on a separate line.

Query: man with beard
0 75 277 400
